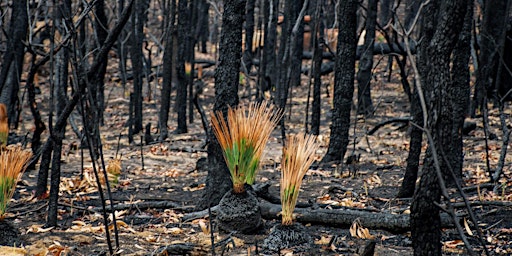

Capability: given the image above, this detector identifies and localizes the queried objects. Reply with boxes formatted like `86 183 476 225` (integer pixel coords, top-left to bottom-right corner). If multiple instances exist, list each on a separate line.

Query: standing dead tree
33 1 134 254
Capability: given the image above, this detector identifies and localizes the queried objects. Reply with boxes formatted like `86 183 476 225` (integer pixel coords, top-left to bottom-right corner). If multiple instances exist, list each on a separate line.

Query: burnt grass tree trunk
129 0 149 136
196 0 245 210
321 0 358 164
471 0 510 116
158 0 176 141
356 0 377 117
47 0 72 228
0 0 28 127
411 0 467 255
262 222 312 253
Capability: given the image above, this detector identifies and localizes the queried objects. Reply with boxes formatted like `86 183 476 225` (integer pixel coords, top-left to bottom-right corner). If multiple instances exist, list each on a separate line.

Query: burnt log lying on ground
181 200 454 234
301 42 417 75
259 201 453 233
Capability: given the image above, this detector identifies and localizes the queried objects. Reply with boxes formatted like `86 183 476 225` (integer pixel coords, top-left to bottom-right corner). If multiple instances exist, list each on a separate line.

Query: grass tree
210 101 282 193
281 133 320 225
263 133 320 252
0 146 32 220
210 101 282 233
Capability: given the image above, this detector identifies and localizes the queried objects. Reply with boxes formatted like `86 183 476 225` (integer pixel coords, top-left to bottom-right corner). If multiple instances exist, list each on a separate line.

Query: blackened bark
34 0 134 217
321 0 358 164
398 0 438 198
264 0 279 91
310 0 323 136
0 0 28 126
196 0 246 210
188 0 196 124
94 0 109 126
47 0 71 228
397 90 422 198
356 0 377 116
277 0 293 110
471 0 510 116
411 0 467 255
159 0 176 141
378 0 391 26
195 0 209 53
449 0 473 184
26 54 47 170
243 0 256 71
129 0 149 135
117 0 129 90
175 0 189 134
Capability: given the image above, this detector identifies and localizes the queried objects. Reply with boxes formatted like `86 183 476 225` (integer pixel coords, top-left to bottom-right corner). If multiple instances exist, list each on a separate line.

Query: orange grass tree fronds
281 133 320 225
0 146 33 220
0 103 8 147
210 101 283 193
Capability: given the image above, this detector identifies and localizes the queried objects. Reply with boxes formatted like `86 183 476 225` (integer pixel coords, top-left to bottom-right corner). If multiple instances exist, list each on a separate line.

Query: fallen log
259 201 453 233
302 42 417 61
91 201 192 212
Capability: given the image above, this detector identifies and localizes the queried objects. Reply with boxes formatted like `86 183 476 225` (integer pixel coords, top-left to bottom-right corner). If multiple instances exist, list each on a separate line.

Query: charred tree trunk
321 0 358 164
0 0 28 127
356 0 377 116
129 0 149 135
310 0 323 136
175 0 190 134
158 0 176 141
196 0 246 210
411 0 467 255
94 0 109 126
47 0 72 228
117 0 129 91
471 0 510 116
398 0 438 199
264 0 279 93
449 0 473 186
243 0 256 71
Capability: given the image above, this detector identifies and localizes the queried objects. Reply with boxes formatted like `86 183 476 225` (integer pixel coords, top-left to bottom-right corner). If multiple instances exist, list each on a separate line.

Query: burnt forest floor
5 50 512 255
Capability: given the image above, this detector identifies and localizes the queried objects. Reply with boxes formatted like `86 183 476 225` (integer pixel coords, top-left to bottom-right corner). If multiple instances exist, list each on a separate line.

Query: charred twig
367 117 411 135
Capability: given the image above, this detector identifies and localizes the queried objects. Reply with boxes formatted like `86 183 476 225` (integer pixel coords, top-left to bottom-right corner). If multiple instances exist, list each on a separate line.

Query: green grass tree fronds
211 101 283 193
0 146 32 220
281 133 320 225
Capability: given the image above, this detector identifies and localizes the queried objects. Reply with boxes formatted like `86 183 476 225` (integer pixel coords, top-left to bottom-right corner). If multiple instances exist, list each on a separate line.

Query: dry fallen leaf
350 219 374 239
463 218 474 236
0 246 27 256
26 224 54 234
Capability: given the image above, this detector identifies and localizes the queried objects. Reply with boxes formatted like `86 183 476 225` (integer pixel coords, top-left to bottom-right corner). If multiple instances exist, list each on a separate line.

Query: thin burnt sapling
210 101 282 234
263 133 320 252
